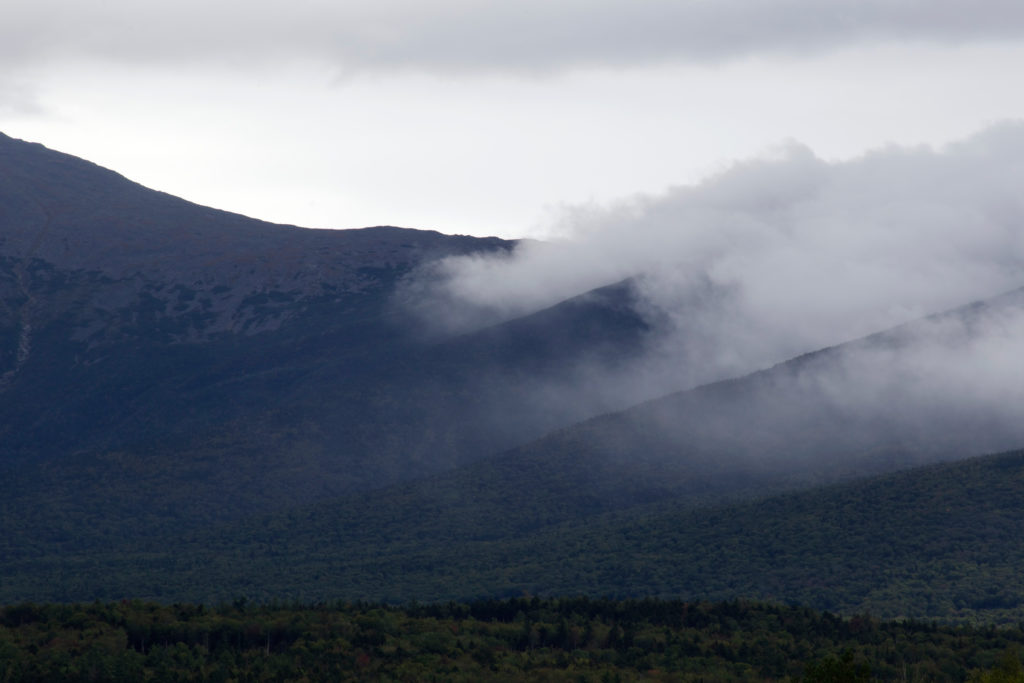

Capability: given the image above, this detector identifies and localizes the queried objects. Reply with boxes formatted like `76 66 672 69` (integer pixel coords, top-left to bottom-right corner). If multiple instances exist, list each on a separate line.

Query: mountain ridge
0 132 661 523
4 132 1024 621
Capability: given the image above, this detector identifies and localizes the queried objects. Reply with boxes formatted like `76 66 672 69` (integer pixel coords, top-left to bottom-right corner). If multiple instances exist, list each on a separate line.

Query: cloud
404 121 1024 397
4 0 1024 74
769 294 1024 463
632 294 1024 481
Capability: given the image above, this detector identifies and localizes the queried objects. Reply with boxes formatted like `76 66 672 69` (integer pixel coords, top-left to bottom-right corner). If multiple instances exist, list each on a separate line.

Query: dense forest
3 597 1024 681
6 449 1024 625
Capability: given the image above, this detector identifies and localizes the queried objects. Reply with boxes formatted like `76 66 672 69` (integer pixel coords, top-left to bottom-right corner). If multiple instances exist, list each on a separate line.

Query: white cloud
395 124 1024 461
408 122 1024 391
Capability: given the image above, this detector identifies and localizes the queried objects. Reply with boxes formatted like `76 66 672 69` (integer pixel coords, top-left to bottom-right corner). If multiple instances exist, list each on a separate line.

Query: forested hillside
6 447 1024 624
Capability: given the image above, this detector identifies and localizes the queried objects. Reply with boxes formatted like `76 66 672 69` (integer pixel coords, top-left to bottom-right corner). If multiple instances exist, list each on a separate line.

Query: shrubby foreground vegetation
2 597 1024 681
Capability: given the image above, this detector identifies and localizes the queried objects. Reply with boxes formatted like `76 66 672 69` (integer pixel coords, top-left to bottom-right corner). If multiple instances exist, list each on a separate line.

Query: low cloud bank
406 122 1024 399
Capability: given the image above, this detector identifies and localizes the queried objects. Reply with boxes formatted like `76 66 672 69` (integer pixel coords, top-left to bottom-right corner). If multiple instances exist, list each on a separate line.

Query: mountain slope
5 132 1024 617
4 282 1024 612
457 282 1024 515
0 133 496 460
0 133 656 521
276 283 1024 557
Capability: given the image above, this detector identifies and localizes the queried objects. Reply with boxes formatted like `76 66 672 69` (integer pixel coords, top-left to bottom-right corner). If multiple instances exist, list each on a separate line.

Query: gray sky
3 0 1024 238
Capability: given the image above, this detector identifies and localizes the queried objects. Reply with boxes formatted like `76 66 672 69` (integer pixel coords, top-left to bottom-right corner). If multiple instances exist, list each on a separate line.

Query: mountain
251 282 1024 561
4 132 1024 618
482 281 1024 503
5 275 1024 610
0 132 656 522
0 133 488 460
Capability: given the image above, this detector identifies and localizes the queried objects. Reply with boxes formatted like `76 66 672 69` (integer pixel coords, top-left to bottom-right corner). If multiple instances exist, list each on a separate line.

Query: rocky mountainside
0 133 512 346
0 133 654 514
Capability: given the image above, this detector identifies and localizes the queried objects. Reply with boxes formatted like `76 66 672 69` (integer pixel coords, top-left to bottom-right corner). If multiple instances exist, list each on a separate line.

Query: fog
395 123 1024 466
407 122 1024 382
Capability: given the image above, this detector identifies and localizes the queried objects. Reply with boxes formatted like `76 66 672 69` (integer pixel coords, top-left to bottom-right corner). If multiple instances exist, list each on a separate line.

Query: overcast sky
3 0 1024 238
